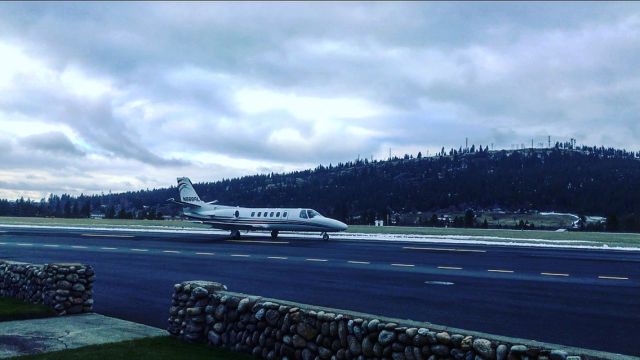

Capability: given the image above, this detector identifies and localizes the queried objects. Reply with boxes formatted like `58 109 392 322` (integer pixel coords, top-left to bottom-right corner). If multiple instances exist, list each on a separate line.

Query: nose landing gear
271 230 279 239
322 232 329 241
230 230 241 240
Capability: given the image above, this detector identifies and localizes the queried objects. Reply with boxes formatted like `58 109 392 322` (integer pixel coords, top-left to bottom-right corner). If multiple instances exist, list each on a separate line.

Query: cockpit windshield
307 209 321 218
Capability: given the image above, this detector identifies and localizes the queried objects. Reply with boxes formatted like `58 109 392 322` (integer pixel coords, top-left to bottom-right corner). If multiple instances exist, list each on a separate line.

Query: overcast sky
1 2 639 200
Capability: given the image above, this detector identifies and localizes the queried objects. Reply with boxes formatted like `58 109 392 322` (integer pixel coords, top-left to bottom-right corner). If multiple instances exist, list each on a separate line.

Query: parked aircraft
168 177 348 240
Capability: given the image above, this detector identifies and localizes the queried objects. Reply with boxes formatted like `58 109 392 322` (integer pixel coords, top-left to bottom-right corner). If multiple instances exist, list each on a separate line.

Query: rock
362 336 374 356
510 345 527 355
451 334 464 347
237 298 251 313
301 348 314 360
566 356 581 360
461 336 473 350
472 339 494 359
496 344 508 360
353 325 363 340
319 347 332 359
429 344 449 357
417 328 429 336
255 308 266 321
292 335 307 348
213 322 225 333
297 322 319 341
378 330 396 346
338 321 348 346
367 319 380 332
404 346 416 360
435 332 451 345
266 309 280 326
406 328 418 337
550 350 569 360
192 286 208 298
349 336 362 355
450 349 466 360
413 334 428 346
392 352 405 360
208 331 221 345
373 342 383 357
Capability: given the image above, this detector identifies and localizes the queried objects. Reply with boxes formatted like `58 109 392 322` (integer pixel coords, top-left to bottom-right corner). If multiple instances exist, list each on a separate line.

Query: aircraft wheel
230 230 241 240
271 230 279 239
322 232 329 241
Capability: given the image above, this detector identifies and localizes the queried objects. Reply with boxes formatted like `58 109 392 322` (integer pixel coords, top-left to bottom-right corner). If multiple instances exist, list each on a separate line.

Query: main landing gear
322 232 329 241
230 230 241 240
271 230 279 239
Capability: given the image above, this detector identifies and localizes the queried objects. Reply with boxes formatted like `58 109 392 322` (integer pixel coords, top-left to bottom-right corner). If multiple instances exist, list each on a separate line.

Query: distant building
374 220 384 226
90 213 105 219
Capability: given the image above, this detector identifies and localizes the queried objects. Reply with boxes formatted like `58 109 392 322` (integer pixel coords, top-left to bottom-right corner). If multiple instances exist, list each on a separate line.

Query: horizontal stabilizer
167 198 202 208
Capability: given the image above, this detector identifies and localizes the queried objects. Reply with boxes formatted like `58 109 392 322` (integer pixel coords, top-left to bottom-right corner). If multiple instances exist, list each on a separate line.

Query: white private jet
168 177 348 241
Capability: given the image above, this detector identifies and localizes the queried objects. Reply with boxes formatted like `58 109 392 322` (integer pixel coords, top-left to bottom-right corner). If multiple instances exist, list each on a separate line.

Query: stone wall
0 260 94 315
168 281 630 360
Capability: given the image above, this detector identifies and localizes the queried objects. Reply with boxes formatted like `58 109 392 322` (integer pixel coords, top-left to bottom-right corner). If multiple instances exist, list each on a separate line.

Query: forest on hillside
2 143 640 232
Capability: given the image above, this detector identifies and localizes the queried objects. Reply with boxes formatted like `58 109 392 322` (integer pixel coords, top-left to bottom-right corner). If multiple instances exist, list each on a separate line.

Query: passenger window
257 212 261 217
299 210 308 219
264 212 268 217
283 212 287 218
251 212 255 217
276 212 280 217
270 212 274 217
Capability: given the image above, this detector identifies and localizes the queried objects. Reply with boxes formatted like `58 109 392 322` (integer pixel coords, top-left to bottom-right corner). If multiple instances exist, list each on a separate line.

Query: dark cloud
21 131 85 156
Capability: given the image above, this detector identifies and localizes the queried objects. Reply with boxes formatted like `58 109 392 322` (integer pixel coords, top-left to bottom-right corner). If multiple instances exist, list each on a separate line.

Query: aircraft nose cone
337 220 348 231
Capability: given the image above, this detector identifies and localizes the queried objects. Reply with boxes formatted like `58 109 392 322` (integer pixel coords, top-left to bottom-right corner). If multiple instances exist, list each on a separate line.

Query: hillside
2 144 640 231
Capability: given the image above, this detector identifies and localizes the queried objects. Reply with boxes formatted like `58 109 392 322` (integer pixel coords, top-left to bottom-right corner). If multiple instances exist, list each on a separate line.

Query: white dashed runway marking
162 250 181 254
487 269 514 273
541 272 569 277
391 263 415 267
348 260 370 264
306 258 328 262
130 248 148 252
438 266 463 270
196 252 215 256
404 246 486 253
598 276 629 280
268 256 288 260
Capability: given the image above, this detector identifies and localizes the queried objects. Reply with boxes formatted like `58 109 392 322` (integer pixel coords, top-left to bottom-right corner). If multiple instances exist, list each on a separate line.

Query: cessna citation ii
168 177 348 241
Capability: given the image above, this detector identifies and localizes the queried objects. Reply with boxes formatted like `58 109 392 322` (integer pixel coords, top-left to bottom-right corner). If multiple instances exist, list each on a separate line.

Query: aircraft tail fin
176 177 206 206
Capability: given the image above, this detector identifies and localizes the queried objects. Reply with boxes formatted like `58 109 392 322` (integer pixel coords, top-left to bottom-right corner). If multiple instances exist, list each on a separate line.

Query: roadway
0 227 638 356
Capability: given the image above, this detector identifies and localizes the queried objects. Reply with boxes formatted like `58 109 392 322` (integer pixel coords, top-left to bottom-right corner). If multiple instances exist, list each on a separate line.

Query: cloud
0 2 639 199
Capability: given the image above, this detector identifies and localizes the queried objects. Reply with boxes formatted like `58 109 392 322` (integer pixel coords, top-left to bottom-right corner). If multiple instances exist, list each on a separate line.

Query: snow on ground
2 224 640 251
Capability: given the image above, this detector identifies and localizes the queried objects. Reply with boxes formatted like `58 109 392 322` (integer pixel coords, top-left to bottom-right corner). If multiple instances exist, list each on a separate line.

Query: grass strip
14 336 252 360
0 297 56 321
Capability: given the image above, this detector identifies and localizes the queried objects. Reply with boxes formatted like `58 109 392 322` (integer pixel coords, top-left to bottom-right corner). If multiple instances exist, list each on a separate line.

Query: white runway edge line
226 240 290 244
81 233 135 238
425 281 455 285
438 266 463 270
403 246 487 253
598 275 629 280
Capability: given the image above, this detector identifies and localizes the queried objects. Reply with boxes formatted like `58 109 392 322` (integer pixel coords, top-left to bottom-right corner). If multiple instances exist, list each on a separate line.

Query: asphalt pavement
1 226 638 356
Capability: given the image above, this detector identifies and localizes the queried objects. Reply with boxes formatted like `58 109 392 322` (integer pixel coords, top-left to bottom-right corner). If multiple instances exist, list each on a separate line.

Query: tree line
1 144 640 232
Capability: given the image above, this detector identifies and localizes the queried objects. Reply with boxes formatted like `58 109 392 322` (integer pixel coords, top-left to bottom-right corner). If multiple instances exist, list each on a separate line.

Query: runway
1 227 639 356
